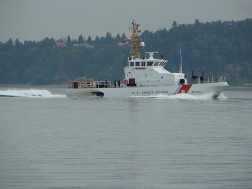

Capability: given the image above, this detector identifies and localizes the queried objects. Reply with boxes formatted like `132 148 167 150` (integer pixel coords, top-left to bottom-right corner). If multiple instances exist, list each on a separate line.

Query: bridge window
147 62 153 66
135 62 140 66
141 62 146 66
130 62 134 66
154 61 159 66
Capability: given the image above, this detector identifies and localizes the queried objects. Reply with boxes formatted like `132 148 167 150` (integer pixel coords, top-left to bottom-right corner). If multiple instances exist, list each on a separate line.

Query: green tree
87 36 92 44
78 34 84 44
172 21 177 28
14 38 22 49
66 36 71 46
39 38 55 47
4 38 14 50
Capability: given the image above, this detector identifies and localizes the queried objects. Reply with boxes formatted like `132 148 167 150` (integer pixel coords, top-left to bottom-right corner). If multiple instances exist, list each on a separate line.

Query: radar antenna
129 20 144 59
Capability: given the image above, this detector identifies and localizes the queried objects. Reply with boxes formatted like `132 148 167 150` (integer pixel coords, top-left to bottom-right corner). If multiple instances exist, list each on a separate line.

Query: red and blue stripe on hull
174 84 192 94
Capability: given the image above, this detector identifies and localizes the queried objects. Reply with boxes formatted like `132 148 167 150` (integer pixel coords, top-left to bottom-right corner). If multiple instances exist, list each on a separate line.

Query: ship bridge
122 21 187 87
123 52 186 87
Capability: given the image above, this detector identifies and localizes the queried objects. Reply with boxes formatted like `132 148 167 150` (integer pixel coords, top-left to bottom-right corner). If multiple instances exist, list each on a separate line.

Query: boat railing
67 80 96 88
95 80 112 88
67 80 112 89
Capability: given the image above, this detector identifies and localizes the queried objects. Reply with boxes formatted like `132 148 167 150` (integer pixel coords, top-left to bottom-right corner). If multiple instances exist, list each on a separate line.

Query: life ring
123 80 128 84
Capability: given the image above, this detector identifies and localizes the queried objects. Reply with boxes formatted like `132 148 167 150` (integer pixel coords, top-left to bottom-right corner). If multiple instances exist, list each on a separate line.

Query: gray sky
0 0 252 42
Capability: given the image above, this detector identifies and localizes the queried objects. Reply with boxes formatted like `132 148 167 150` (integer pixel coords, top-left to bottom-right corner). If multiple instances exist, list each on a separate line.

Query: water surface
0 89 251 189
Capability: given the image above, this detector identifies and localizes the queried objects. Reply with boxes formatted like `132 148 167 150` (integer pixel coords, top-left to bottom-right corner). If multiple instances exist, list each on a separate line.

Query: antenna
179 46 183 73
178 32 183 73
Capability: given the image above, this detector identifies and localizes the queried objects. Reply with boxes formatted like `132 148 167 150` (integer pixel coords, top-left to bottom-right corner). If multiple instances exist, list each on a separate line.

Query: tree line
0 18 251 86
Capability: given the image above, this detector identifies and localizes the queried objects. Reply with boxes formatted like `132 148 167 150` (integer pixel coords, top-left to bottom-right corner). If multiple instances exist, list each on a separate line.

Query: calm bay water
0 88 252 189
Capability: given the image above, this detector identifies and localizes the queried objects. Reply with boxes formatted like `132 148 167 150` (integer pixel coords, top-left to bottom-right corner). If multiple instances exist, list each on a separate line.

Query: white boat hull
66 82 229 98
66 21 229 99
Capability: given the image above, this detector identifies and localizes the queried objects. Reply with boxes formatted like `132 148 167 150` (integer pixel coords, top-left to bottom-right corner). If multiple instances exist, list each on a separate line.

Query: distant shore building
243 83 252 87
56 41 66 47
73 43 94 48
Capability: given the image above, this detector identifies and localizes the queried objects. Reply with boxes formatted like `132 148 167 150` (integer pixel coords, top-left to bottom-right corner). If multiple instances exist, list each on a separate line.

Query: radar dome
140 42 145 47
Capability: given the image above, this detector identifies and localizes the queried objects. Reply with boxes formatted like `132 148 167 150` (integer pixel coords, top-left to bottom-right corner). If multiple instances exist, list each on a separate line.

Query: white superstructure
66 21 228 98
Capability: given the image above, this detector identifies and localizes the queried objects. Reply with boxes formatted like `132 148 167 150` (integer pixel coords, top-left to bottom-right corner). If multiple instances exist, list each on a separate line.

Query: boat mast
179 47 183 73
178 32 183 73
129 20 143 59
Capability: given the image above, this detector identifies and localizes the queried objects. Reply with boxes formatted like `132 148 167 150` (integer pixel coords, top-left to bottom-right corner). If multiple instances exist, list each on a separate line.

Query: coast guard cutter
66 21 229 98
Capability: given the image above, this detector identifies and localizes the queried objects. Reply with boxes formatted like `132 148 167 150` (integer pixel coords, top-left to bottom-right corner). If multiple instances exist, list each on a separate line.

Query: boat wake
0 89 66 98
133 92 227 100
